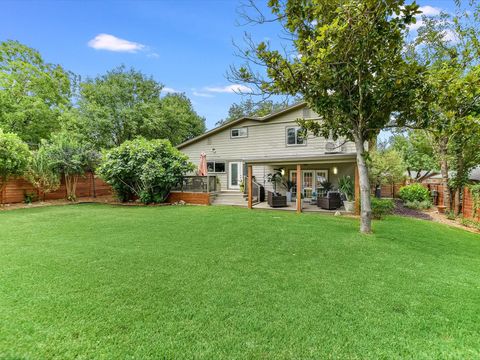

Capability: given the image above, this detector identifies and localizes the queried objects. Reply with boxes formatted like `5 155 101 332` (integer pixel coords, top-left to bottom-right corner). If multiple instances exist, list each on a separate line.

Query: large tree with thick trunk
404 8 480 213
230 0 423 233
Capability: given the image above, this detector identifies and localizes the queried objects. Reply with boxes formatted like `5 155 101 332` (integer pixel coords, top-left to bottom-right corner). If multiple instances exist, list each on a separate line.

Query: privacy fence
377 182 479 222
1 174 217 206
1 173 111 204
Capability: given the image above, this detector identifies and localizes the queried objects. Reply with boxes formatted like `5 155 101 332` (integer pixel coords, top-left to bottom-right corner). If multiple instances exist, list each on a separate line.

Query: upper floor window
231 127 248 138
286 127 306 146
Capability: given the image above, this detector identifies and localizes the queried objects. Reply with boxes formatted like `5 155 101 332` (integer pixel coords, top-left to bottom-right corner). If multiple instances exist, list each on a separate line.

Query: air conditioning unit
325 141 337 152
325 140 347 153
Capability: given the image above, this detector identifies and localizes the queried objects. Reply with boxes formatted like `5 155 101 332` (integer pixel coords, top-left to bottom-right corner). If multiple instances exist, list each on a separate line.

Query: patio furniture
267 191 288 208
317 191 342 210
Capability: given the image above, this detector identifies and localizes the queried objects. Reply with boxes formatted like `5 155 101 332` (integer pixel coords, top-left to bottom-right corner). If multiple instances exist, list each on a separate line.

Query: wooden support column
296 164 302 213
247 164 253 209
354 164 360 215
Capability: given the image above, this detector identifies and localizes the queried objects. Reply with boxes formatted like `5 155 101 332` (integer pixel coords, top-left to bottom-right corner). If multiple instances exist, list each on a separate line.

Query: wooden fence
462 187 480 222
375 182 479 222
1 173 112 204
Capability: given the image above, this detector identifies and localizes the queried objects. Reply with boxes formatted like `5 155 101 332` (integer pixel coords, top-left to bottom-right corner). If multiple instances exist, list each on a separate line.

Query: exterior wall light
333 166 338 175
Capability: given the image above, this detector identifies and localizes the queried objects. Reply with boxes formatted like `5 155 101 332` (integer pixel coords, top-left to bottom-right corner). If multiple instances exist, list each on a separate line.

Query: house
177 102 359 212
420 166 480 185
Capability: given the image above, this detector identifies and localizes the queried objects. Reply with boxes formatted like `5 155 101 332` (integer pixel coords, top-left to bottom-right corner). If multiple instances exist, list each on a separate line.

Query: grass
1 204 479 359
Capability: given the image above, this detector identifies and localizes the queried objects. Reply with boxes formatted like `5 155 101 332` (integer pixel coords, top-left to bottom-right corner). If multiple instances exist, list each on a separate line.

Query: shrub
461 218 480 231
398 183 430 202
371 197 395 219
41 133 100 201
98 138 194 204
404 200 432 210
25 147 61 200
445 210 457 220
23 191 38 204
0 129 31 203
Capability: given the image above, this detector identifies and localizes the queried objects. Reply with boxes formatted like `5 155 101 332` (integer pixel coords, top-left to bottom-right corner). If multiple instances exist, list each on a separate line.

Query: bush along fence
0 172 111 204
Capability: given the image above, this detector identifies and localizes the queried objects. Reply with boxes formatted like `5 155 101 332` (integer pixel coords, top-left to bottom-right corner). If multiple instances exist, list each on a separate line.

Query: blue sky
1 0 458 130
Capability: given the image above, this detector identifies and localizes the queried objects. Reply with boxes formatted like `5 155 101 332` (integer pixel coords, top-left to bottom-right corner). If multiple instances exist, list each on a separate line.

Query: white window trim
286 126 307 147
207 161 226 174
230 127 248 139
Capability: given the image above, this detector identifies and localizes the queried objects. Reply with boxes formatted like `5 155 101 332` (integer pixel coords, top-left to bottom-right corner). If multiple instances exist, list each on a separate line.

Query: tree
159 93 206 145
368 149 406 195
25 147 61 201
230 0 422 233
391 130 437 182
216 99 287 126
0 40 73 145
98 138 194 203
448 120 480 214
75 66 205 148
405 9 480 212
0 129 31 204
42 132 99 201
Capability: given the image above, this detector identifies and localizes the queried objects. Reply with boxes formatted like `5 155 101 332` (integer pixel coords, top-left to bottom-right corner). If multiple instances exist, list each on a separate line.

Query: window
207 161 225 173
286 127 306 146
231 127 248 138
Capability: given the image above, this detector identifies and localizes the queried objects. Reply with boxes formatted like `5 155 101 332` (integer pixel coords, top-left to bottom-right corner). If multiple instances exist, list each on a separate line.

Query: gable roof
177 102 307 149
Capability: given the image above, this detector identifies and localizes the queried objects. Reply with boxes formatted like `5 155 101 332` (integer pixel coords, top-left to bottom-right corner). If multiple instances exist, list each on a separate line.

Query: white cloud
88 33 145 53
147 52 160 59
408 19 424 31
418 6 442 17
161 87 178 94
407 6 444 31
443 29 459 43
204 84 252 94
193 91 214 98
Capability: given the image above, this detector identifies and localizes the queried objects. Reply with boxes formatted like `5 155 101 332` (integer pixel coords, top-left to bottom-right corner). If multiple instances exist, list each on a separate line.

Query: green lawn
1 205 479 359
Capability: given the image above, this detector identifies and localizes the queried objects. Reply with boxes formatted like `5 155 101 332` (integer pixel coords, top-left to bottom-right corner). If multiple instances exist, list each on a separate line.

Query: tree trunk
354 133 372 234
438 137 451 212
454 189 461 215
454 149 464 216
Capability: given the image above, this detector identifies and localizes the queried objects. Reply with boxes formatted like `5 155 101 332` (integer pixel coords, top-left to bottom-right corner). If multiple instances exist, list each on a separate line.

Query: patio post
247 164 253 209
354 163 360 215
296 164 302 213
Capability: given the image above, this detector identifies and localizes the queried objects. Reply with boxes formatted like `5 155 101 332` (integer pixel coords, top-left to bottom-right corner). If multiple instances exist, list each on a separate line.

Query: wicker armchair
267 191 287 208
317 191 342 210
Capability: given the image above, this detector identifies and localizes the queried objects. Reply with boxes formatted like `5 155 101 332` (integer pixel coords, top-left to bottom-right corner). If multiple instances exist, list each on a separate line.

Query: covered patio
245 154 360 214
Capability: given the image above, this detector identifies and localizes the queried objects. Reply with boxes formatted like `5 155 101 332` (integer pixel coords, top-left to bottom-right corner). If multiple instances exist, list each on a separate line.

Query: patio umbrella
198 152 208 176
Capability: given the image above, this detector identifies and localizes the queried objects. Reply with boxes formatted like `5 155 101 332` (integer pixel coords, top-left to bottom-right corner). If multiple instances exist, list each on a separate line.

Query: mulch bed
393 199 433 221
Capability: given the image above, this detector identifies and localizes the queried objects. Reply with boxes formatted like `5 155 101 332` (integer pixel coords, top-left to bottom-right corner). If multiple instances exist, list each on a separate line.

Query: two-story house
177 102 358 207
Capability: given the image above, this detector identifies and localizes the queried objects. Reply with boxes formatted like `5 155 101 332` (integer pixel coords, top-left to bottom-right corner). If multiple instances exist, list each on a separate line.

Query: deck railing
243 176 264 204
172 176 217 193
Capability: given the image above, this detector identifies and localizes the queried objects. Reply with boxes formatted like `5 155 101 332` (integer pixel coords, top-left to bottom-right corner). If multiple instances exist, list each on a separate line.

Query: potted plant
319 180 333 197
282 177 295 202
339 175 355 212
267 169 283 195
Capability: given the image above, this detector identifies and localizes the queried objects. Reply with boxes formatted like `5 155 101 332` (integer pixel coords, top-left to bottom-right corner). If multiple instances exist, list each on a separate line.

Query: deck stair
211 191 246 206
